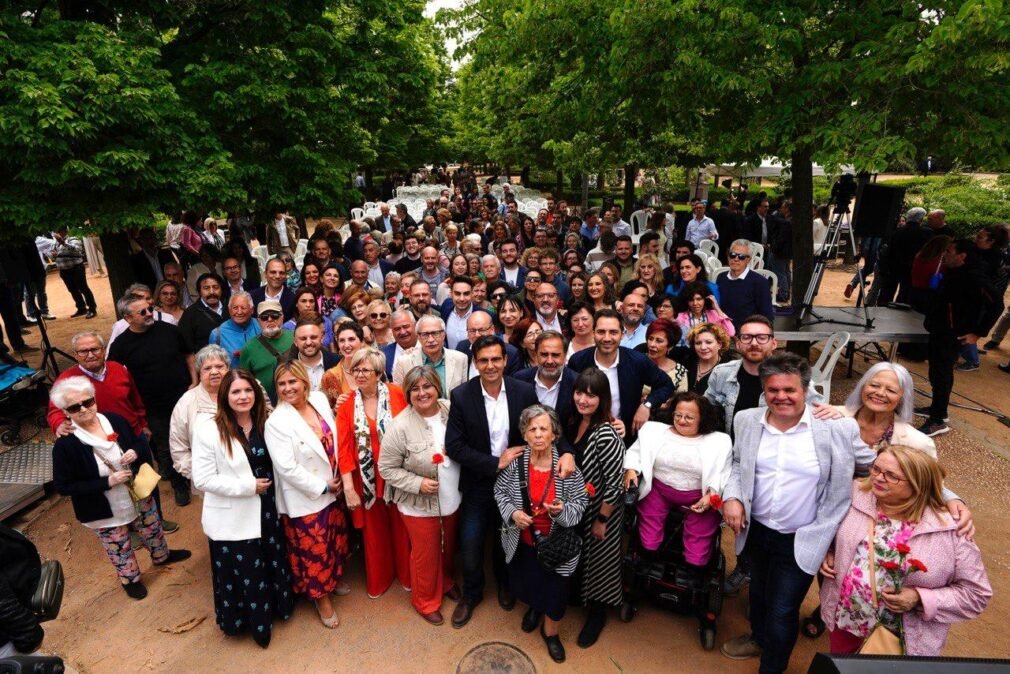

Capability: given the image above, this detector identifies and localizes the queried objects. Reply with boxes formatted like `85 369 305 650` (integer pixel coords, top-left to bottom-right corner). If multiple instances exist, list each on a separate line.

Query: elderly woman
685 322 733 394
640 318 689 394
265 360 348 628
192 369 294 648
624 393 731 579
378 366 461 624
51 376 191 599
566 301 595 361
819 446 991 656
321 321 366 409
675 281 735 338
285 287 335 350
495 405 588 663
336 348 410 599
566 369 627 648
169 344 230 482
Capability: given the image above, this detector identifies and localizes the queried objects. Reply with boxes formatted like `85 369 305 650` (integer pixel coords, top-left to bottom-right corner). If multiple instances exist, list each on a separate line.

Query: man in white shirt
377 203 395 233
533 283 565 335
480 254 502 283
610 204 632 237
685 200 718 246
355 171 366 189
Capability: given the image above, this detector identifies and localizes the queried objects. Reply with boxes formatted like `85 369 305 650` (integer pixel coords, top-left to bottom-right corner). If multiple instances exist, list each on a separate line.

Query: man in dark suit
382 309 417 380
567 308 673 442
130 227 177 289
177 273 227 352
742 198 771 247
513 330 577 426
445 336 575 628
454 311 522 378
220 256 259 303
362 240 394 288
249 258 296 320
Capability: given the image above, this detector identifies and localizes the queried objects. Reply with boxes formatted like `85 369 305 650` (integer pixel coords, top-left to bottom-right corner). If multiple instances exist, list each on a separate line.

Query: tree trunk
580 173 590 211
596 173 605 191
555 169 563 197
790 147 814 357
364 166 374 201
100 231 135 319
623 163 637 214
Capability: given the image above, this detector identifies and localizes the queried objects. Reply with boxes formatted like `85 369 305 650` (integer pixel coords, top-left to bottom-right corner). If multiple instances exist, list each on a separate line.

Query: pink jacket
820 483 991 656
675 310 736 338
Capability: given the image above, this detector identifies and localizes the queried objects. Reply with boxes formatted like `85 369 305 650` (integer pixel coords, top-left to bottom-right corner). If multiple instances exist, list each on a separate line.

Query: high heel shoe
315 598 339 628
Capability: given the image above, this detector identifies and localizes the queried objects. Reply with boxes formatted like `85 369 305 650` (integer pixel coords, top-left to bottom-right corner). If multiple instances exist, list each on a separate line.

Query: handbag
94 449 161 503
859 518 904 655
518 454 580 572
30 560 64 622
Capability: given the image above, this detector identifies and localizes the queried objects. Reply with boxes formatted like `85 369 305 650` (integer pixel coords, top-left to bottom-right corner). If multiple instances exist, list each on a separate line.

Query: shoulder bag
518 453 580 572
859 518 904 655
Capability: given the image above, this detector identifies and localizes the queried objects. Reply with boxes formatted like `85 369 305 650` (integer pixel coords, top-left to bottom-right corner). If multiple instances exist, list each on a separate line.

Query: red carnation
585 483 597 497
107 433 119 442
880 560 900 571
233 350 241 358
709 493 724 509
908 558 928 573
895 543 911 555
431 453 445 465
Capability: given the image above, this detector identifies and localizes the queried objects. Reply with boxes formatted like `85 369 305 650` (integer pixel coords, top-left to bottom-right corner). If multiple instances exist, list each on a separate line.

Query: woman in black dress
192 369 294 648
684 323 733 395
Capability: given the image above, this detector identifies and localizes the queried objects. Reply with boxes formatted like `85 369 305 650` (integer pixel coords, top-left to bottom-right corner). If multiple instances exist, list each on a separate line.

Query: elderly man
108 293 195 506
348 259 382 297
407 278 438 321
163 262 193 308
513 330 577 423
480 254 502 282
619 287 648 348
363 239 394 288
418 246 447 295
533 282 568 337
177 272 227 352
377 203 394 233
393 315 468 396
250 258 295 320
456 310 522 379
289 315 340 391
440 276 486 349
239 300 293 400
382 309 417 379
716 240 774 330
208 291 262 366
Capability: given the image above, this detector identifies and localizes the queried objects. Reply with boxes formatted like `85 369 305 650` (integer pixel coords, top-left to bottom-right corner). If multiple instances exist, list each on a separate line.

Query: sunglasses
370 312 389 320
136 307 154 316
259 311 282 320
728 252 751 260
65 397 96 414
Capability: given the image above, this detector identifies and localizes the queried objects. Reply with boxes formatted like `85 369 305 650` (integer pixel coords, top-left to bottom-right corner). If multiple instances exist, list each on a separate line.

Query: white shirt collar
79 365 107 382
728 265 750 280
481 378 506 401
594 349 620 370
535 370 562 392
760 406 812 434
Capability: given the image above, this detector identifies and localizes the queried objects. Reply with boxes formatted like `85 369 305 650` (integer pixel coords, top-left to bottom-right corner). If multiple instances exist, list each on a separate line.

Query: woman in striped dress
567 367 626 649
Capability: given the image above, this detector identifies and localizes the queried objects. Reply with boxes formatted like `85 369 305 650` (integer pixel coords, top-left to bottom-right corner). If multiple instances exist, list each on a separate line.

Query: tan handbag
127 463 162 502
858 518 904 655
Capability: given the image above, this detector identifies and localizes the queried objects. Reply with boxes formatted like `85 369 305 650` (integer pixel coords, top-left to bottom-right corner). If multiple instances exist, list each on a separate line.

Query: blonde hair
273 360 311 406
687 322 731 353
860 445 947 523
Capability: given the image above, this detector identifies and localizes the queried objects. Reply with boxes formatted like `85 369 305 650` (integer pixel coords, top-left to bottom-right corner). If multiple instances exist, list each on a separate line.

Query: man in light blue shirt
686 199 719 246
620 291 648 348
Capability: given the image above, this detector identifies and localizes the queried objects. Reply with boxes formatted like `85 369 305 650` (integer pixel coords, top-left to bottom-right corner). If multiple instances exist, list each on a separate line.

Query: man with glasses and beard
108 294 195 507
716 239 774 330
177 273 227 352
238 300 293 401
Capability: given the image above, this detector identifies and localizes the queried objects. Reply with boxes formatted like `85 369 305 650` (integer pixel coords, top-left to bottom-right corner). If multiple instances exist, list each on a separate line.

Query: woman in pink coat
674 281 735 339
819 446 991 656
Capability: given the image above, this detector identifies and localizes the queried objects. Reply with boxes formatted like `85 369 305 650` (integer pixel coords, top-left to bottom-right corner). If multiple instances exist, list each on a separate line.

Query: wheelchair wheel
701 627 716 651
619 601 636 623
1 428 21 446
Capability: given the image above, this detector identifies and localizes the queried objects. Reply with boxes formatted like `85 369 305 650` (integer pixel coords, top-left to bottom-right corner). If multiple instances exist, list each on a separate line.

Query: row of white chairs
251 239 309 275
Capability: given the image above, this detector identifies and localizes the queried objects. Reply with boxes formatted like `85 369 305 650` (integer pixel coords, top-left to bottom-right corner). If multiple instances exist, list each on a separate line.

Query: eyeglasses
526 277 542 284
467 326 495 336
370 312 389 320
351 368 377 376
491 292 507 300
418 330 444 340
727 252 751 260
870 464 906 484
259 311 282 320
75 347 102 356
673 413 697 423
135 307 154 316
64 397 96 414
738 333 773 344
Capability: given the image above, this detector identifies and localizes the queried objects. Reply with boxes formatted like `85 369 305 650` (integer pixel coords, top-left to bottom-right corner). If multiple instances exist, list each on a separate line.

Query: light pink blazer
676 310 736 338
820 483 991 656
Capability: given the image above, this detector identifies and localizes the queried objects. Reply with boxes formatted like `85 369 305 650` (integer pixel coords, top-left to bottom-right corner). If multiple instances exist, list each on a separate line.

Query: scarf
354 383 392 509
72 413 121 457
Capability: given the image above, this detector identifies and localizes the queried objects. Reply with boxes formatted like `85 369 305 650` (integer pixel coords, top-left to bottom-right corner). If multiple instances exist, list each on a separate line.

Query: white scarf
354 384 392 510
73 413 122 457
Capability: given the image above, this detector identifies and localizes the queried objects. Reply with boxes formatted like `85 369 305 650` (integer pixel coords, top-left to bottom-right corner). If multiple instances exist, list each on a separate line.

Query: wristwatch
643 401 653 410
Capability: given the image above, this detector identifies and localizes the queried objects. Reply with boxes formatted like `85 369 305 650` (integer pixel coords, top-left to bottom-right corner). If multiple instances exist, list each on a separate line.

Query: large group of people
27 187 995 670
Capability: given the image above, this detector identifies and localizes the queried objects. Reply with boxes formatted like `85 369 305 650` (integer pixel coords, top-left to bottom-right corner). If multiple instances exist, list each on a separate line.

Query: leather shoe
577 605 606 648
419 609 444 626
521 607 542 633
123 581 147 600
451 598 479 629
174 486 191 507
444 585 462 601
497 585 516 611
154 549 192 566
541 626 566 663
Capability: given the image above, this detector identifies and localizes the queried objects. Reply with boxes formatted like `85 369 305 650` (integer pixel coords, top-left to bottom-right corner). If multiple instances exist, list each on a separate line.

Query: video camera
830 173 858 213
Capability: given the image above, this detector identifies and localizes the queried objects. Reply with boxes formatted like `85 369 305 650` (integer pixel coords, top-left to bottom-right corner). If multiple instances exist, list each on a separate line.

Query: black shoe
174 486 191 506
85 310 97 319
541 626 566 663
123 581 148 600
161 519 180 534
999 363 1010 374
984 340 999 350
577 604 607 648
498 585 516 611
70 309 87 318
154 549 192 566
521 607 543 633
451 598 480 629
253 630 271 649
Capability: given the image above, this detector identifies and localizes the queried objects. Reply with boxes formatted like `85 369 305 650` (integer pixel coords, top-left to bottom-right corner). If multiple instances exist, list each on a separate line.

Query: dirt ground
5 264 1010 673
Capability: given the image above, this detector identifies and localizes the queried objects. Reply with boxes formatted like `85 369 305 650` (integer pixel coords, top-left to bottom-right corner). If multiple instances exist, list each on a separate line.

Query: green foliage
909 176 1010 236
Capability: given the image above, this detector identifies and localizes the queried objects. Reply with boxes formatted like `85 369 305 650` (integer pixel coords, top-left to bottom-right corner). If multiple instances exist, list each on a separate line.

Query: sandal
316 598 340 629
801 610 825 639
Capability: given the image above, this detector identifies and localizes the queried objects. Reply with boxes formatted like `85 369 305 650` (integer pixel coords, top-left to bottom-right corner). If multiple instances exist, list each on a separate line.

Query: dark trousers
928 331 959 422
58 265 96 312
0 285 25 351
146 409 188 492
745 519 814 674
765 253 791 302
458 488 508 603
24 277 49 317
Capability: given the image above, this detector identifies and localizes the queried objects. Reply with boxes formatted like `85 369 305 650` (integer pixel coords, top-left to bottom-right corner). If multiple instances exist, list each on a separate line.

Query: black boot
577 601 607 648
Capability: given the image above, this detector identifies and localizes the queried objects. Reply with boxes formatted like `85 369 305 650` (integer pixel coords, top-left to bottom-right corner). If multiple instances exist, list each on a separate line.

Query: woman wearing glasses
51 377 191 599
321 321 366 410
367 299 394 347
624 392 731 582
336 348 411 598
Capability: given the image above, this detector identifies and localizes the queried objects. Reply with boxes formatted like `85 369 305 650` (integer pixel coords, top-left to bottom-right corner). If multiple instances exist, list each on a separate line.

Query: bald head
466 310 495 344
927 209 946 229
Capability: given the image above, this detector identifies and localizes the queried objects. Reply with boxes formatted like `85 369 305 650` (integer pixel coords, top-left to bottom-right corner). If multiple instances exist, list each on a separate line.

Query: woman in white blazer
624 392 731 577
265 360 348 629
191 369 294 649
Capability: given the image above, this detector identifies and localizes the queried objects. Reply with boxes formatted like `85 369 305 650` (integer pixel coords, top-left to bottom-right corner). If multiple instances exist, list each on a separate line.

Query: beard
262 326 282 339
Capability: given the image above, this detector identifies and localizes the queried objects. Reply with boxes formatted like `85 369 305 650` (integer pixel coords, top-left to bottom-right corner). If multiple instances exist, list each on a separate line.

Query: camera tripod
36 314 75 380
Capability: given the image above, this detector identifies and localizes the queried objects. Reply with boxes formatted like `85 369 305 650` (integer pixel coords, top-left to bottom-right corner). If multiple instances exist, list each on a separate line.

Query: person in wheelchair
623 391 732 580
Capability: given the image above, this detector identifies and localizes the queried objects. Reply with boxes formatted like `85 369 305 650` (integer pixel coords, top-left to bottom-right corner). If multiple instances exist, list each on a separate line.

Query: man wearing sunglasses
715 239 774 330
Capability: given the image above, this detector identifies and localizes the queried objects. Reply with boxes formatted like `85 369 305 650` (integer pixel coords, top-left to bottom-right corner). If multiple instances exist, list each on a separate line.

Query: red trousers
829 628 864 654
360 499 411 598
400 512 459 615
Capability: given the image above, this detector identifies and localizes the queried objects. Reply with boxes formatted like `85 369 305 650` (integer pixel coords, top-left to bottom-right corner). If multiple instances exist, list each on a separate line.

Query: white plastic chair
811 332 851 401
362 201 378 211
711 265 730 281
748 242 765 269
294 238 308 262
704 256 722 279
630 210 649 236
753 268 778 305
699 239 719 259
350 207 364 220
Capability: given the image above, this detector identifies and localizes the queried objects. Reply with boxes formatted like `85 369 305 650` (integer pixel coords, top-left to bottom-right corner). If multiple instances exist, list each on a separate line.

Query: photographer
0 525 44 658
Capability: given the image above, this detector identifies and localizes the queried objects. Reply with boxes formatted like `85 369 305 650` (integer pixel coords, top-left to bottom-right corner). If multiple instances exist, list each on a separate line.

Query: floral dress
834 514 915 638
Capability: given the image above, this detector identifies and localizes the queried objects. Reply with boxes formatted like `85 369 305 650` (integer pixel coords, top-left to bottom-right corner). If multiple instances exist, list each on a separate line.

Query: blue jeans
745 520 814 674
765 253 791 302
458 488 508 603
960 343 979 367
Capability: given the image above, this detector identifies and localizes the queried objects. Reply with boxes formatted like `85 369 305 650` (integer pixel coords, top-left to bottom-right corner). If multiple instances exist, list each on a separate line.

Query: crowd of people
8 181 997 671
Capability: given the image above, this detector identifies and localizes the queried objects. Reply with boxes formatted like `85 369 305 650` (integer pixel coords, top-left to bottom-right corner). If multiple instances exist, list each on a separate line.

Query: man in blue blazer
445 335 574 629
567 308 673 442
513 330 578 426
497 240 527 290
249 258 296 320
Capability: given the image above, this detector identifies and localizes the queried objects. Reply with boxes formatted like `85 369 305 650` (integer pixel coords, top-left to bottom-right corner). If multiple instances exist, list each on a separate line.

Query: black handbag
30 560 64 623
518 454 580 572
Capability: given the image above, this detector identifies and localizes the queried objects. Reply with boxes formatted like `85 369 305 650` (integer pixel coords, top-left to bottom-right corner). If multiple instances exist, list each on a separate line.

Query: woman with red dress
337 348 411 598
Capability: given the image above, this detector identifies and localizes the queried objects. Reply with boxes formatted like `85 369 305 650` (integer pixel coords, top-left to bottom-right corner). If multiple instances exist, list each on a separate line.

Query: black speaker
853 184 906 238
808 652 1010 674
